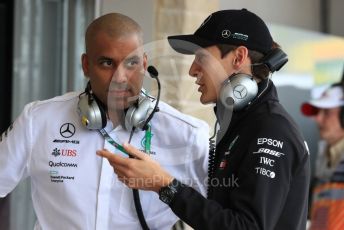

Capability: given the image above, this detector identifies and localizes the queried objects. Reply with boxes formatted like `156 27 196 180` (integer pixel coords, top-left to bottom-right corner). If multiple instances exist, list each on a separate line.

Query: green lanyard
99 126 152 155
99 129 128 155
144 125 152 154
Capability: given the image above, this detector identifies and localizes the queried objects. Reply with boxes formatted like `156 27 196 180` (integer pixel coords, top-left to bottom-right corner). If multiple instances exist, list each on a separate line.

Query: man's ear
81 53 89 77
232 46 249 68
143 52 148 70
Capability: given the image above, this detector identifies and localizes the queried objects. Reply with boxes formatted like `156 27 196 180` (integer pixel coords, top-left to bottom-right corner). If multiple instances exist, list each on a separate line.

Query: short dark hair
216 41 281 80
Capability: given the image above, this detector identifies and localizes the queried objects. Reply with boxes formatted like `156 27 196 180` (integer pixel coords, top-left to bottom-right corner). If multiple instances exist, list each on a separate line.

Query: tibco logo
52 148 77 157
255 167 275 179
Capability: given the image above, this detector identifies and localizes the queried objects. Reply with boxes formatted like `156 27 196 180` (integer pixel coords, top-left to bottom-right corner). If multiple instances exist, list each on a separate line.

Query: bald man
0 13 209 230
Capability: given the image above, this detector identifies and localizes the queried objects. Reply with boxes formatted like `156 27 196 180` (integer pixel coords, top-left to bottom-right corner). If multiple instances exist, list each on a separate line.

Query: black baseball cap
168 9 273 55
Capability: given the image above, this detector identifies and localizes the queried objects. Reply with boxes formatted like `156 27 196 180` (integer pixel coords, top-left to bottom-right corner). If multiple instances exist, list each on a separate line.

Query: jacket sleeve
169 114 309 230
0 103 34 197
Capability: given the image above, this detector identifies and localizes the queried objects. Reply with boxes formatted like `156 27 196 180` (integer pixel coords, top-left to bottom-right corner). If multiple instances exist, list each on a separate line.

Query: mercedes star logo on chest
60 123 76 138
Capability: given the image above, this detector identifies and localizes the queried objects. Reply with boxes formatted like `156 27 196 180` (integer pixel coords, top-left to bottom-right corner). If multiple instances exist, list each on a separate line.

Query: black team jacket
169 79 310 230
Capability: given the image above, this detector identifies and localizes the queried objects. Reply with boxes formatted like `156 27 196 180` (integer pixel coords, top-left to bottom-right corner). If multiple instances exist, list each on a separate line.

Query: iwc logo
60 123 76 138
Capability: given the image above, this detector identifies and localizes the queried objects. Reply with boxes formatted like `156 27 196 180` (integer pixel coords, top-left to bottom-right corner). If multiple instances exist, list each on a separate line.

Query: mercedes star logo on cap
222 30 231 38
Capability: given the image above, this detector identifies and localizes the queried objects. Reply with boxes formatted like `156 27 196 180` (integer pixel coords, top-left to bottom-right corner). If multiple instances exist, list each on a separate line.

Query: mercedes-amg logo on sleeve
233 85 247 99
60 123 76 138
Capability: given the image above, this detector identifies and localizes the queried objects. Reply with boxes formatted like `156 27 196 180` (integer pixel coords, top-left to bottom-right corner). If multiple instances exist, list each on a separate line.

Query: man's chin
108 99 138 111
200 95 213 105
107 100 126 110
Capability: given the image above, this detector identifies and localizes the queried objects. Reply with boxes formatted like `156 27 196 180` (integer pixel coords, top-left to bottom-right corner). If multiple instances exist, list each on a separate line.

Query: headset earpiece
261 48 288 73
125 96 155 131
219 73 258 111
338 83 344 128
77 92 107 130
218 48 287 111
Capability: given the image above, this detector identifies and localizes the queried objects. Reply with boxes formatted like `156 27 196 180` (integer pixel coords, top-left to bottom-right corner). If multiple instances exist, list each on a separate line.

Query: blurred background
1 0 344 229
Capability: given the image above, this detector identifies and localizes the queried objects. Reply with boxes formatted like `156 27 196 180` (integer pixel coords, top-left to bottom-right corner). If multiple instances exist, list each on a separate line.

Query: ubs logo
233 85 247 99
52 148 77 157
60 123 76 138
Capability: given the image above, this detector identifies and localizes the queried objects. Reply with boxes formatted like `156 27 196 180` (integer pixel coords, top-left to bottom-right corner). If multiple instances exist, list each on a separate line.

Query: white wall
100 0 155 44
330 0 344 36
219 0 321 31
100 0 344 40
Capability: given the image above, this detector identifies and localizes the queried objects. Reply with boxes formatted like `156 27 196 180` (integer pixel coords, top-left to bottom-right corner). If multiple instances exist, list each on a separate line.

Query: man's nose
312 110 324 124
111 66 127 83
189 61 200 78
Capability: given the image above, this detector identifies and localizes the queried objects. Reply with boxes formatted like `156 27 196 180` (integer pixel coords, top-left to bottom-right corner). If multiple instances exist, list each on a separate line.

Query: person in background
98 9 310 230
0 12 209 230
301 82 344 230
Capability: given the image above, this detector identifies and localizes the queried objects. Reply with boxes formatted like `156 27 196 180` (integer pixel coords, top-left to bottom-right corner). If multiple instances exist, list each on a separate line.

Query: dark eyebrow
96 55 141 64
97 56 112 62
95 57 113 66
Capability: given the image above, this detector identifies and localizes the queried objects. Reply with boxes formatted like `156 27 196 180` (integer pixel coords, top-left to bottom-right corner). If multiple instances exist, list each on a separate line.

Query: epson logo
253 148 285 158
257 138 283 149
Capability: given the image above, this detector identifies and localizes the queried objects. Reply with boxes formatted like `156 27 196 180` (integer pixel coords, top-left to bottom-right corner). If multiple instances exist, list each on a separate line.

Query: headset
219 47 288 110
341 90 344 129
78 66 160 230
77 65 160 131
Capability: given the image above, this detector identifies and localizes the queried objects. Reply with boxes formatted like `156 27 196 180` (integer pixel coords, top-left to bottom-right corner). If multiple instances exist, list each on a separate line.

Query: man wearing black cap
98 9 310 230
301 83 344 229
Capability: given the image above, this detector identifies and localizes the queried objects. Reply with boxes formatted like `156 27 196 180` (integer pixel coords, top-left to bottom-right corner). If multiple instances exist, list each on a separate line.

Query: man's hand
97 143 174 193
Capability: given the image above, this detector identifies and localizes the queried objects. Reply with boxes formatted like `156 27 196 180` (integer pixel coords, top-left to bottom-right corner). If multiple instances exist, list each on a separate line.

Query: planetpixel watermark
113 174 240 189
206 174 240 188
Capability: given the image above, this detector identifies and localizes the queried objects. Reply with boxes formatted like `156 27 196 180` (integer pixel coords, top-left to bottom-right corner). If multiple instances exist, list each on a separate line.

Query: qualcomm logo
49 161 78 168
233 85 247 99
